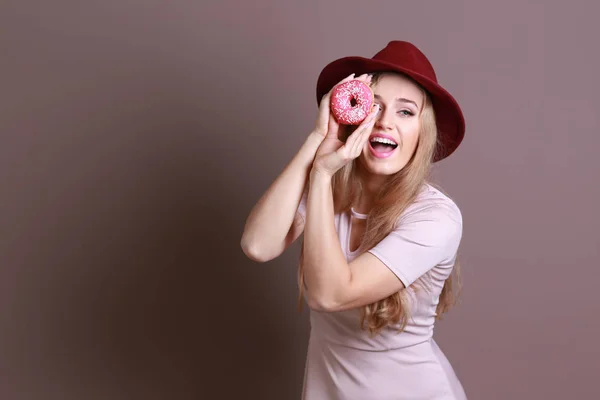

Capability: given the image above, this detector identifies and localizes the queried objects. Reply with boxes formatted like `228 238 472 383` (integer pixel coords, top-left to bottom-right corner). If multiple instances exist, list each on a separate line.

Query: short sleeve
367 199 463 287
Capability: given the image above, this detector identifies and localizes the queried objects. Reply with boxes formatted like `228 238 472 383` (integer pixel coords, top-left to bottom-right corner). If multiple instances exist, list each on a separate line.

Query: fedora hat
316 40 465 162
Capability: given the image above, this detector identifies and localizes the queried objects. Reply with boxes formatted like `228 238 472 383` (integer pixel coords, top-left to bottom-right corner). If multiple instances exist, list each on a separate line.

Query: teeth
370 137 397 146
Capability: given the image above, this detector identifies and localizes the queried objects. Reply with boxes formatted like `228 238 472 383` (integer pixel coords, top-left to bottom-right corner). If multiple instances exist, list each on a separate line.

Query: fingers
327 112 340 139
339 104 380 158
315 103 378 176
355 107 379 152
315 95 332 132
352 73 373 90
354 73 372 85
338 73 357 86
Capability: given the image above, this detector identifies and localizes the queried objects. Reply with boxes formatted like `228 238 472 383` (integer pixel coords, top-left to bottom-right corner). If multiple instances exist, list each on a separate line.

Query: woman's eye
398 110 414 116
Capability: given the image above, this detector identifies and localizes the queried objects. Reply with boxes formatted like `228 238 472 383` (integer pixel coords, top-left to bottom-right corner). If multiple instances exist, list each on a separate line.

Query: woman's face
357 73 424 176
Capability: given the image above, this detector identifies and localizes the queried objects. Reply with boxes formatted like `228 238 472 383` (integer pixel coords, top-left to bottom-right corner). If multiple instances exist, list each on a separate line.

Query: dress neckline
350 208 368 220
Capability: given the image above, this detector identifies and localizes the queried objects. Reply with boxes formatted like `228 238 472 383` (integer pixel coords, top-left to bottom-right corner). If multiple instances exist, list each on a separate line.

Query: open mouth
368 135 398 158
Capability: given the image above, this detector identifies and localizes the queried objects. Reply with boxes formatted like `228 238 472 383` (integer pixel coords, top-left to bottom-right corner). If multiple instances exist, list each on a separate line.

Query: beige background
1 0 599 399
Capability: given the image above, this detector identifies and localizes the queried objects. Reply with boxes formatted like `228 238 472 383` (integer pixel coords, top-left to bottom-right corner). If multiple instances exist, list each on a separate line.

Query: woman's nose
374 109 393 130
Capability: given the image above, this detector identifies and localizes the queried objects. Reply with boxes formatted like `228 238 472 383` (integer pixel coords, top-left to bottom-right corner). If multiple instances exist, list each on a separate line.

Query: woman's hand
311 102 380 179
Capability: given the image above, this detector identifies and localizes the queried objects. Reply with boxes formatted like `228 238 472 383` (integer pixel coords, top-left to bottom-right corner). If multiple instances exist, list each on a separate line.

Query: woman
241 40 467 399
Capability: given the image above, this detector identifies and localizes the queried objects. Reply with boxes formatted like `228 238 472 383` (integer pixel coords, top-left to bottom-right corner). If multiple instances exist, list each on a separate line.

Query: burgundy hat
316 40 465 162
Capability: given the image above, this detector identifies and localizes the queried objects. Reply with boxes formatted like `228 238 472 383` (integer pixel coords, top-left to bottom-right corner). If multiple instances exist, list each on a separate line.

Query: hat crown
373 41 437 83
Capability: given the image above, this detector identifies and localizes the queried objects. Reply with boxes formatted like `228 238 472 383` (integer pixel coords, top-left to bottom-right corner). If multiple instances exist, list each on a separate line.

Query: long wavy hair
297 72 461 336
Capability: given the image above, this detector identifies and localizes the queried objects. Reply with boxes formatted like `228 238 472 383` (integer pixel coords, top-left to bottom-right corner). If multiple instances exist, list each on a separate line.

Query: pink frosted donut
330 80 374 125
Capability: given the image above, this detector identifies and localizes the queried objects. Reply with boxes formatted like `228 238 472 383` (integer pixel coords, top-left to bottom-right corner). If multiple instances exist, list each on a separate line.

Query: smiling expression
358 73 425 176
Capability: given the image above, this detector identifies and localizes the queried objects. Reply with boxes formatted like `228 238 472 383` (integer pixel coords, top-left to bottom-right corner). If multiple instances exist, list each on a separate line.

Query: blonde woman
241 41 467 399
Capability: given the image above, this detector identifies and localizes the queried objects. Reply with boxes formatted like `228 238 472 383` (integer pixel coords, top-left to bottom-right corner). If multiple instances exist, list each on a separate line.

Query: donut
330 80 374 125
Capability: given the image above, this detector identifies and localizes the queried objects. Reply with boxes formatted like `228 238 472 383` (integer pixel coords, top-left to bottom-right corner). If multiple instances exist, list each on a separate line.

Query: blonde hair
298 72 462 336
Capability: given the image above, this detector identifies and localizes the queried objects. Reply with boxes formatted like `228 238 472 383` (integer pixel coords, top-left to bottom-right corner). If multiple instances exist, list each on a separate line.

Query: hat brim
316 56 465 162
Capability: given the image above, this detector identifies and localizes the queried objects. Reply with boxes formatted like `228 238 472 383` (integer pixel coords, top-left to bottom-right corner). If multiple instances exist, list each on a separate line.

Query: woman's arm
302 169 352 308
302 169 405 312
301 103 407 312
240 133 322 263
302 167 461 312
241 73 362 263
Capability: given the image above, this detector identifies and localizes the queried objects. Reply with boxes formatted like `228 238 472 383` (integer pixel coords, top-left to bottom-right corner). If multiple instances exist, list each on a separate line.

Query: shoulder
405 183 461 219
397 183 463 239
366 183 463 286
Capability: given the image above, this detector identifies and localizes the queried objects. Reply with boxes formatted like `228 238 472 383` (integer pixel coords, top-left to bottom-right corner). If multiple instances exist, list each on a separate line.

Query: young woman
241 40 467 399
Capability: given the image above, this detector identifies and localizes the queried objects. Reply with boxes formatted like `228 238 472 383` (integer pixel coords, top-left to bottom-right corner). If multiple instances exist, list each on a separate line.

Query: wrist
299 133 321 156
298 133 325 167
306 131 325 148
310 167 333 184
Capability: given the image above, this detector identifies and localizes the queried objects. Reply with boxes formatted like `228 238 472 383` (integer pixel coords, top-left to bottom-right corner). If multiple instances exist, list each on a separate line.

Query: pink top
297 183 467 399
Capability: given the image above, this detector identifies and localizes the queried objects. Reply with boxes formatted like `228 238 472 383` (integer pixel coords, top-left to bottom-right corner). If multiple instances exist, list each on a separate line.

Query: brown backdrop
1 0 599 399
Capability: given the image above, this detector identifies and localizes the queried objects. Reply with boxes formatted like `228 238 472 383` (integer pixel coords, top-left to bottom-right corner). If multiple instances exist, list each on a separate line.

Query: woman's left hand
312 104 380 178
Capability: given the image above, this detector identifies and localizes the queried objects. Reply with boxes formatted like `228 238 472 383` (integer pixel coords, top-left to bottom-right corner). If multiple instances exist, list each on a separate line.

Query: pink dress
297 184 467 399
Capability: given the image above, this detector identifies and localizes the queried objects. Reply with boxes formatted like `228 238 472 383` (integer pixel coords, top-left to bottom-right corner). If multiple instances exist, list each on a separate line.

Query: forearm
241 133 323 261
303 170 351 309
